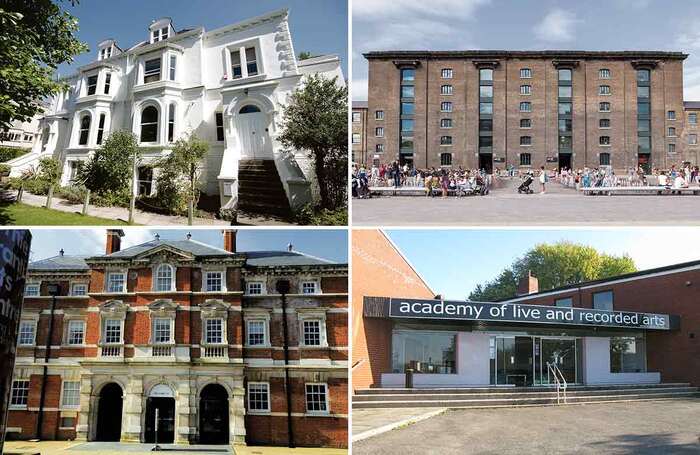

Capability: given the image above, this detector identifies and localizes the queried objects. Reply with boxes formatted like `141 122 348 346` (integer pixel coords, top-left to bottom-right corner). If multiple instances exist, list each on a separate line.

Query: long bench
580 186 700 196
369 186 485 197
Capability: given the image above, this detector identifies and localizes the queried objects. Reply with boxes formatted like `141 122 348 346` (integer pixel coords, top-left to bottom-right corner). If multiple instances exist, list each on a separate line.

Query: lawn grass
0 202 131 225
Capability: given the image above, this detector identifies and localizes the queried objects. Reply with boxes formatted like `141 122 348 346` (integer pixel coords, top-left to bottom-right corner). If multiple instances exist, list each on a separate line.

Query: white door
235 105 272 160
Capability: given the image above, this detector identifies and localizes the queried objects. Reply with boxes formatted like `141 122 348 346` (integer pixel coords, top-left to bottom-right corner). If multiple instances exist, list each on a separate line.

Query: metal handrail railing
547 361 568 404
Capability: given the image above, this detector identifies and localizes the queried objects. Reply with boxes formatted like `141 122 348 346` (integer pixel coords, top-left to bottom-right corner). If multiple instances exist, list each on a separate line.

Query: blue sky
385 228 700 300
352 0 700 100
27 229 348 264
56 0 347 77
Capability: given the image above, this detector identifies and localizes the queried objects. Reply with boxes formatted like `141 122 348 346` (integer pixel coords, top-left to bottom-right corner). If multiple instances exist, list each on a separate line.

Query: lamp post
36 283 59 440
275 279 295 448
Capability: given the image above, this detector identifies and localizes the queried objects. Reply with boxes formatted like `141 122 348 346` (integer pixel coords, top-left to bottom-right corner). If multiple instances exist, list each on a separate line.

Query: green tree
469 241 637 301
77 130 141 194
297 51 312 60
278 74 347 209
0 0 87 130
36 156 61 184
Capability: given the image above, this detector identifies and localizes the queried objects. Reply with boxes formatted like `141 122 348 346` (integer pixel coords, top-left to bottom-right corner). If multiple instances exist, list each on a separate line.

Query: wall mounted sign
365 297 676 331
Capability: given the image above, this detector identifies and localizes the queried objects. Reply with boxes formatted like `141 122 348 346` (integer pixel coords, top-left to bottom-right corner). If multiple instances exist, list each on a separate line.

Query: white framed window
440 118 452 128
61 381 80 408
352 133 361 144
205 271 224 292
302 319 322 346
599 68 611 79
375 127 384 137
78 114 91 146
152 317 172 344
301 281 319 294
71 283 87 296
24 284 40 296
599 102 611 112
103 319 122 344
104 72 111 95
376 143 384 153
169 55 177 81
667 110 676 120
155 264 174 292
247 382 270 412
18 321 35 346
689 112 698 124
305 383 329 414
440 85 453 95
441 68 453 79
375 110 384 120
67 320 85 345
520 136 532 146
599 85 611 95
599 136 611 146
246 320 266 346
519 102 532 112
520 68 532 78
246 281 264 295
668 143 676 154
143 58 161 83
215 112 224 141
440 136 453 145
668 127 676 137
230 49 242 78
520 119 532 128
107 272 125 293
689 134 698 145
245 47 258 76
205 318 224 344
441 101 452 112
86 75 98 96
352 111 361 123
520 85 531 95
96 113 106 145
10 380 29 407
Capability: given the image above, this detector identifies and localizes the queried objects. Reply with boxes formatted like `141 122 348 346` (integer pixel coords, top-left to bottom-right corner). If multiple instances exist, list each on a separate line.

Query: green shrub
0 146 30 163
55 185 88 204
294 204 347 226
37 157 61 184
91 189 130 208
0 164 11 176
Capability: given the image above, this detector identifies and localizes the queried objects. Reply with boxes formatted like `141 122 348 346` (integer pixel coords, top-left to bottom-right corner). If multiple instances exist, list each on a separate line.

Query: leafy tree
469 241 637 301
297 51 312 60
278 74 347 209
77 130 141 195
36 156 61 184
0 0 87 130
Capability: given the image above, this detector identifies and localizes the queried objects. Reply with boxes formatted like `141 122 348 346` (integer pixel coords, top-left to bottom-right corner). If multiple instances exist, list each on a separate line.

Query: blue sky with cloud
352 0 700 101
385 228 700 300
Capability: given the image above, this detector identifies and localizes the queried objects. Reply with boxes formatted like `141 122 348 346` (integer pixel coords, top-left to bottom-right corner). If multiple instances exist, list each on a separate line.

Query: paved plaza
352 179 700 225
352 398 700 454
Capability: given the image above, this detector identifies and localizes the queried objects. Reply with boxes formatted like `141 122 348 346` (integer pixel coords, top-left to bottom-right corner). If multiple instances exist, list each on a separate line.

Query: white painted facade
10 8 344 210
0 118 41 149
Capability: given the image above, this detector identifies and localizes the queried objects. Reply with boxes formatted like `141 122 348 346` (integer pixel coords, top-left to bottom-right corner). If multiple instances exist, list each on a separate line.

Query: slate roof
683 101 700 109
103 239 234 258
243 251 342 267
29 255 90 272
353 101 368 109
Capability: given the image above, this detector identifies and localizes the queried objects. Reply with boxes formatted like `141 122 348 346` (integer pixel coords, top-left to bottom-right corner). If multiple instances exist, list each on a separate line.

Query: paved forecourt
352 179 700 225
352 398 700 455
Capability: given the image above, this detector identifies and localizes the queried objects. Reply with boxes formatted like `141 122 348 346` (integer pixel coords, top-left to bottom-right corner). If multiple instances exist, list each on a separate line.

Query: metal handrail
546 362 561 404
547 361 568 404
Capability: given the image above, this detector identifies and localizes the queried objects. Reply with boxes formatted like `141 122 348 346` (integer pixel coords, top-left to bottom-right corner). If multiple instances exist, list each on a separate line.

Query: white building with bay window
8 8 344 214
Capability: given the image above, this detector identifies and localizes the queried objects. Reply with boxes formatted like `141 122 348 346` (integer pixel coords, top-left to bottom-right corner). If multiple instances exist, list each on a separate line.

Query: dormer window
86 75 98 96
151 27 169 43
99 47 112 60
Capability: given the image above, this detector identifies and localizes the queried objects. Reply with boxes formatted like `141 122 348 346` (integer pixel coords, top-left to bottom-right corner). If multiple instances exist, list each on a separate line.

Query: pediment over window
200 299 230 312
100 299 128 314
148 298 179 312
133 245 194 263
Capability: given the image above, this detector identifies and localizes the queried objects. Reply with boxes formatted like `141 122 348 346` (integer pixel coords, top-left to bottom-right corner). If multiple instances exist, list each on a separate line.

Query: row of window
0 132 33 142
433 67 614 81
9 379 330 415
438 152 613 168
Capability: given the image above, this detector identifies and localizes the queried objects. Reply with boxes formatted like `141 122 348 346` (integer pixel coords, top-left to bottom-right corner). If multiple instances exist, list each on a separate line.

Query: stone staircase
352 383 699 409
237 160 292 218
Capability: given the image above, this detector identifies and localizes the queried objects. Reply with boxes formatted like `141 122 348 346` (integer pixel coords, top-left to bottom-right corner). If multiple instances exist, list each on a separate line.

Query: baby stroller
474 175 490 196
518 175 534 194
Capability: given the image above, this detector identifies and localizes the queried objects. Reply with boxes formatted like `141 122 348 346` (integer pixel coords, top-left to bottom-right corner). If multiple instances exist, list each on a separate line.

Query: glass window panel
391 330 456 374
479 68 493 81
558 86 572 98
558 103 572 115
637 102 650 115
636 69 650 82
479 85 493 98
401 102 414 115
401 68 415 81
401 119 414 132
480 102 493 114
558 69 572 81
593 291 614 311
479 119 493 132
401 85 415 98
637 86 650 98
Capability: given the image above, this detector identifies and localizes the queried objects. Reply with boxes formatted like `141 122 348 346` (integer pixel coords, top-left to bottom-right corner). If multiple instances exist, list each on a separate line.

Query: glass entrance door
540 338 577 384
495 336 533 386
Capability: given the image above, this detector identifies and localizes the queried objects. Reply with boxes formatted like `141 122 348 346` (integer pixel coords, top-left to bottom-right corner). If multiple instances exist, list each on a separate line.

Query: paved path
352 407 446 442
3 441 346 454
8 191 293 226
353 398 700 454
352 179 700 225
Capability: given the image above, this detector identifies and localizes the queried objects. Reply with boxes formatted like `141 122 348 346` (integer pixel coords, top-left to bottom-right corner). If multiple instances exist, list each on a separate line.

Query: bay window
144 58 161 83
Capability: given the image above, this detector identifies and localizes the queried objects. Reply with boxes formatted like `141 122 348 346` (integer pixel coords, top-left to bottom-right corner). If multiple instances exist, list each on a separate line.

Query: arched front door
95 383 123 441
199 384 229 444
144 384 175 443
235 104 273 160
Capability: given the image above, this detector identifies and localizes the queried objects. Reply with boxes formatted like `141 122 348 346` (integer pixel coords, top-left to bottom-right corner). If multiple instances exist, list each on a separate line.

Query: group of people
557 164 700 190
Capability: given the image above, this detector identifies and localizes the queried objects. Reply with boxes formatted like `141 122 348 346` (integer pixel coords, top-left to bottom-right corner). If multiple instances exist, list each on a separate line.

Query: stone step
238 191 289 203
237 160 291 217
351 391 700 409
354 382 692 395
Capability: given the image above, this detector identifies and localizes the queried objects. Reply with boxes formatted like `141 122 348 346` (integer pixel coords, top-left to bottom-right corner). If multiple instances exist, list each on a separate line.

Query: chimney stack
517 271 539 296
222 230 237 253
106 229 125 255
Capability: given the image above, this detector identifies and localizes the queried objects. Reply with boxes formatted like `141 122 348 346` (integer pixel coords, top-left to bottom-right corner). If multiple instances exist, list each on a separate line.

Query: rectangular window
161 27 169 40
107 272 125 293
520 118 531 128
519 102 531 112
558 69 572 81
520 85 531 95
153 318 171 344
479 68 493 81
401 102 414 115
248 383 270 412
401 68 415 81
599 118 611 128
479 119 493 132
302 281 318 294
230 50 242 79
376 143 385 153
593 291 614 311
305 384 328 413
637 119 650 132
303 320 322 346
352 133 360 144
392 330 456 374
599 136 611 146
205 319 223 344
440 136 452 145
10 380 29 406
520 136 532 146
104 319 121 344
479 136 493 148
610 336 646 373
104 73 111 95
520 68 531 78
205 271 223 292
555 297 573 307
480 102 493 114
668 143 676 154
600 153 611 166
667 110 676 120
246 47 258 76
169 55 177 81
375 110 384 120
638 136 651 152
375 127 384 137
61 381 80 408
440 85 453 95
637 86 649 98
440 153 452 166
599 85 611 95
558 119 572 132
96 114 105 145
599 102 611 112
247 282 263 295
441 68 453 79
558 86 572 98
401 85 415 98
215 113 224 141
559 135 572 150
401 119 414 132
144 58 161 83
399 136 412 151
479 85 493 98
86 75 98 96
441 102 452 112
168 104 175 142
18 321 35 345
440 118 452 128
637 102 650 115
519 153 531 166
247 320 266 346
558 103 572 115
599 68 611 79
668 127 676 137
689 134 697 145
689 112 697 124
24 284 39 296
67 320 85 345
352 111 361 123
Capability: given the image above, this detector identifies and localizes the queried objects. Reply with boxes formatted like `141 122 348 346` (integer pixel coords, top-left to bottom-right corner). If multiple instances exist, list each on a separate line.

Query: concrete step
352 391 700 409
354 383 692 395
237 160 291 217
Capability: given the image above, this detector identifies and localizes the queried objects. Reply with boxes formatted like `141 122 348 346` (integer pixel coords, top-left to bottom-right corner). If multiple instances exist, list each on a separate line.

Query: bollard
82 189 91 216
405 368 414 388
17 184 23 202
45 185 54 209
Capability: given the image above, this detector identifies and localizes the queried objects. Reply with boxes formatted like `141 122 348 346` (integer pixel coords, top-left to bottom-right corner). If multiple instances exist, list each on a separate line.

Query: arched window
167 103 175 142
239 105 261 114
155 264 173 292
79 115 91 145
140 105 159 142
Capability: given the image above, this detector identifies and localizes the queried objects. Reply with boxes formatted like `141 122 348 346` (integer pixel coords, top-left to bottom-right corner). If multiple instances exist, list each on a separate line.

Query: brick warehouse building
354 234 700 391
363 50 700 172
5 230 348 448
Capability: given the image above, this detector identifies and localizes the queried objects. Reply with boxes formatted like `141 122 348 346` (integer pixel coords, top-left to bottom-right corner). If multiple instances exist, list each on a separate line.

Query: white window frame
375 127 384 138
223 38 265 81
440 85 453 95
247 382 270 413
204 318 226 345
204 270 226 292
103 318 123 344
441 102 453 112
85 73 98 96
71 283 88 296
10 380 30 408
143 57 162 84
689 134 698 145
66 319 86 345
106 271 126 293
298 312 328 348
376 143 384 153
305 383 330 415
169 54 177 82
520 85 531 95
352 111 361 123
520 68 532 79
441 68 453 79
60 380 81 409
300 280 321 295
352 133 361 144
18 320 36 346
245 318 268 347
599 85 611 96
152 317 174 345
154 264 175 292
599 68 611 79
24 283 40 296
246 281 265 295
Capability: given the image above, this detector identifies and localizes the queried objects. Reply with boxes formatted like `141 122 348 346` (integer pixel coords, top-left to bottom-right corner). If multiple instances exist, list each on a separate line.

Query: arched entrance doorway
235 104 272 160
199 384 229 444
144 384 175 443
95 382 123 441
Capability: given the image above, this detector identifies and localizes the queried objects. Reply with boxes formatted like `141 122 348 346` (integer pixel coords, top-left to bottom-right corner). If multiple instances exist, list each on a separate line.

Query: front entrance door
496 336 533 386
144 397 175 443
479 154 493 174
199 384 229 444
95 383 123 441
558 154 572 171
540 338 577 384
235 104 272 160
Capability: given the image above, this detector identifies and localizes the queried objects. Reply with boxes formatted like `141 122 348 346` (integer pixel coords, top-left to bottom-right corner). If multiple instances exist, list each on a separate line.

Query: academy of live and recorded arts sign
364 297 677 330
